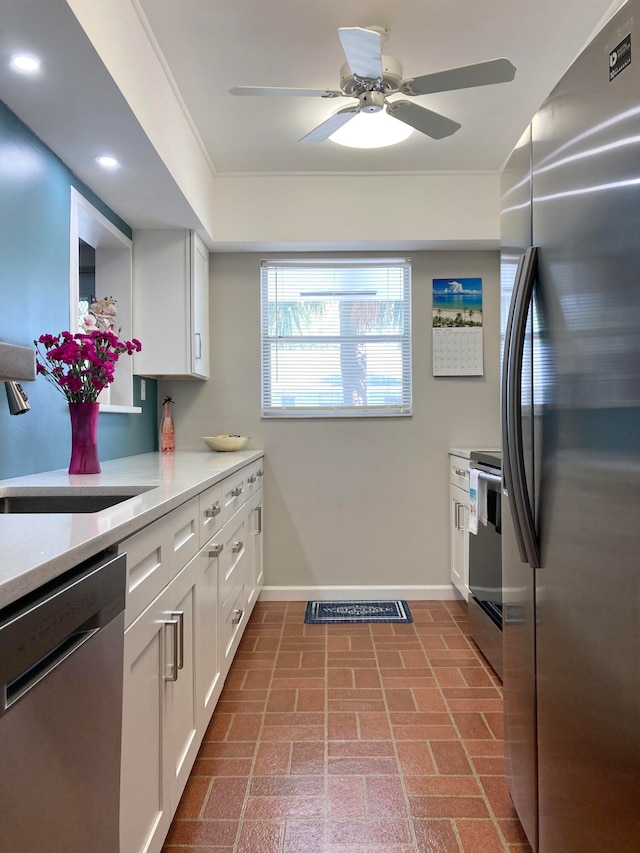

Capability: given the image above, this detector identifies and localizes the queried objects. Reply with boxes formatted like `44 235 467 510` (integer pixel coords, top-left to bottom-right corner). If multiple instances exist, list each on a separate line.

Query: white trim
99 404 142 414
258 585 458 602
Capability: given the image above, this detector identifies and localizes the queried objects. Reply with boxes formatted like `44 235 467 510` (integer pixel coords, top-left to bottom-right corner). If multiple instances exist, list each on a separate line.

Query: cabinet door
121 560 200 853
132 230 209 378
190 232 209 379
196 542 221 732
450 483 469 601
246 490 263 612
121 594 172 853
163 558 200 811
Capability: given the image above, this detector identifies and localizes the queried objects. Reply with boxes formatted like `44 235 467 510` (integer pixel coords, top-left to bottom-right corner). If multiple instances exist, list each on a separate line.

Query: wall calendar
432 277 484 376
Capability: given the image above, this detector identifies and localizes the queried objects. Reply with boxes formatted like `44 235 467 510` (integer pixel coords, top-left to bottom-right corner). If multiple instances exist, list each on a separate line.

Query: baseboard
258 585 457 602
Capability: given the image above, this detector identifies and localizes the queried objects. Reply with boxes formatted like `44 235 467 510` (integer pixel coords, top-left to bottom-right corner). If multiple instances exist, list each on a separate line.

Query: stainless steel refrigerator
501 2 640 850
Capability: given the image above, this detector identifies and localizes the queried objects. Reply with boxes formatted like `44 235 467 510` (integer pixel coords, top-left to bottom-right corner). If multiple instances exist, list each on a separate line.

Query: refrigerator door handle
506 245 541 569
501 252 528 563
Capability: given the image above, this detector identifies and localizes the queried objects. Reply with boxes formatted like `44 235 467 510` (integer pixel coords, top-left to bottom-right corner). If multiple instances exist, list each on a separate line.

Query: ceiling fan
229 26 516 144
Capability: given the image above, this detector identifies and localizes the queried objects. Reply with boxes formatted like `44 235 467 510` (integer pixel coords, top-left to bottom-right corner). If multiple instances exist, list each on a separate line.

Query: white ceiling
136 0 624 174
0 0 626 232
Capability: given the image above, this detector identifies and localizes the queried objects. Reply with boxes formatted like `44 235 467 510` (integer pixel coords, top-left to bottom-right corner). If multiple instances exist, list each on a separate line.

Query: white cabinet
246 489 263 612
449 454 470 601
132 229 209 378
120 456 264 853
196 543 222 728
120 556 199 853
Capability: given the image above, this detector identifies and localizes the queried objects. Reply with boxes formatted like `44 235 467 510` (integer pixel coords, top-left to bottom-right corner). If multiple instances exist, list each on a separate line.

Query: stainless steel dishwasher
0 548 126 852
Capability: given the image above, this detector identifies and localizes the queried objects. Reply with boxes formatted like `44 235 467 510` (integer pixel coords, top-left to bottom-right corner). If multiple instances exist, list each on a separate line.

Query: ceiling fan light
329 108 413 149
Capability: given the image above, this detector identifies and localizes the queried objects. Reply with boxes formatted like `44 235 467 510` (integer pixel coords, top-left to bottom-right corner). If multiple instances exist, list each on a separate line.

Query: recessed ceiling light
95 155 120 170
329 108 413 149
9 54 41 74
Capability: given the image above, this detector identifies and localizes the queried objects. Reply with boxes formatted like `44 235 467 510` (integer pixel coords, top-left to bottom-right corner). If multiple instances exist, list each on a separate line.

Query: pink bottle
161 396 175 452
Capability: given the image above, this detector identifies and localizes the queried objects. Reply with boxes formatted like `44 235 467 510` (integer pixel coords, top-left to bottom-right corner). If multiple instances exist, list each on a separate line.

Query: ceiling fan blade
338 27 383 79
298 107 359 144
229 86 342 99
400 58 516 96
386 100 461 139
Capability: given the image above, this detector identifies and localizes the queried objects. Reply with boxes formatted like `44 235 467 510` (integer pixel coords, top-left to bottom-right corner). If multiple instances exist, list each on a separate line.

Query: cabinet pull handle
231 486 243 497
247 474 257 484
252 506 262 535
455 502 465 531
257 469 264 477
163 619 179 682
232 541 243 554
170 610 185 670
208 543 224 558
232 608 243 625
205 504 221 518
194 331 202 359
454 467 467 477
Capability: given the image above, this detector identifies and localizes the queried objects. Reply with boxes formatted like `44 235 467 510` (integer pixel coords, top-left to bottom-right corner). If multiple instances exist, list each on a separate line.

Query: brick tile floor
162 600 532 852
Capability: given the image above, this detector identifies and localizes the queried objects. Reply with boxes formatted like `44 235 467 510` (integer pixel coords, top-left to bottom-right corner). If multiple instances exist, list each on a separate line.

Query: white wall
160 249 500 599
211 174 500 249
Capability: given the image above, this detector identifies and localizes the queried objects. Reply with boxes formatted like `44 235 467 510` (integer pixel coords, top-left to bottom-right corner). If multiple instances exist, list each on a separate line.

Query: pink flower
34 327 142 404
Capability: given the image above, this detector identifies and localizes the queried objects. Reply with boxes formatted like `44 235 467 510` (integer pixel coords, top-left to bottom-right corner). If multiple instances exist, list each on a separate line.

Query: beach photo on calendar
432 278 483 327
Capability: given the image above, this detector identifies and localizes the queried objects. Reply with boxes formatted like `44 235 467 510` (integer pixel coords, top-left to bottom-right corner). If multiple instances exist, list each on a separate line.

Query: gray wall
161 250 501 596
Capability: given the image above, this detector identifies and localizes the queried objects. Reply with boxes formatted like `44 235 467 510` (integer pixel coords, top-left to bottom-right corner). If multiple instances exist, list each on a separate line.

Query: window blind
261 259 412 418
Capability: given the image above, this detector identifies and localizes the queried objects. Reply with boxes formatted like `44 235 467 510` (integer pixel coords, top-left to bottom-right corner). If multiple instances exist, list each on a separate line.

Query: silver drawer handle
208 543 224 558
232 541 243 554
257 469 263 477
163 619 179 682
232 608 243 625
454 467 467 477
252 505 262 535
247 474 257 484
205 504 221 518
230 486 243 497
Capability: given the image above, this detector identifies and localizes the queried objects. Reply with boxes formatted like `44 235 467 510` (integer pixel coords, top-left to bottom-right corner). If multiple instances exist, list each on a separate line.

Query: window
261 258 412 418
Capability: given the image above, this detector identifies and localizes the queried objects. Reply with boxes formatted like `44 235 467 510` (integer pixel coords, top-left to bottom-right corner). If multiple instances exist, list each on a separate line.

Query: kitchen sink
0 487 154 514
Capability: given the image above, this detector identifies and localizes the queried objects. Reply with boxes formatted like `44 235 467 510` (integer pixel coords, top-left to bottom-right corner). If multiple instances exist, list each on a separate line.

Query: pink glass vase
68 401 101 474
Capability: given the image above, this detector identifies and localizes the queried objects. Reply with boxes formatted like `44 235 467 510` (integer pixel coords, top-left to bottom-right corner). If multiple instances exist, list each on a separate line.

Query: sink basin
0 487 153 514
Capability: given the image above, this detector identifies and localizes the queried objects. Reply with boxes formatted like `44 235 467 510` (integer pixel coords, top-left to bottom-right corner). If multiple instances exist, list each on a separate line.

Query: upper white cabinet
132 230 210 378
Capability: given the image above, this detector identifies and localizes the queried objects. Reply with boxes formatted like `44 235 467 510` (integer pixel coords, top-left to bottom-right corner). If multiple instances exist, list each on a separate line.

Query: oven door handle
474 470 501 484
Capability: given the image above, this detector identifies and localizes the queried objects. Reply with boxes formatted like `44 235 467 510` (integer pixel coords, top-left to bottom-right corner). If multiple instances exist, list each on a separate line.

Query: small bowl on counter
201 434 250 452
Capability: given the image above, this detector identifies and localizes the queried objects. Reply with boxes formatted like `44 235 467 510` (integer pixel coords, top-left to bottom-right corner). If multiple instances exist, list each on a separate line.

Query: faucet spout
5 381 30 415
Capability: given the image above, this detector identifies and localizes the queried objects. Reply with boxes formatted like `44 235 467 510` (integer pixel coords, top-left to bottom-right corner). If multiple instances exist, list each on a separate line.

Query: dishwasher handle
0 549 126 717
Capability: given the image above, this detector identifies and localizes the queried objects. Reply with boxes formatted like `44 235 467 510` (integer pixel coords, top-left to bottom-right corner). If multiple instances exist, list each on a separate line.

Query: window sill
99 404 142 415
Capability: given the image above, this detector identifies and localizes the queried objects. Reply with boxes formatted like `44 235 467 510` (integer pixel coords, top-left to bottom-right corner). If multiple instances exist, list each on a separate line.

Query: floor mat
304 600 413 624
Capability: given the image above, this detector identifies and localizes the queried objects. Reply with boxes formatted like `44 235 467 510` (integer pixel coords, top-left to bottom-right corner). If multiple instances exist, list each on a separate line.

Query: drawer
221 468 248 521
243 458 264 499
169 497 200 571
199 481 223 544
119 515 171 628
119 497 198 627
449 454 470 491
221 575 246 666
219 513 248 606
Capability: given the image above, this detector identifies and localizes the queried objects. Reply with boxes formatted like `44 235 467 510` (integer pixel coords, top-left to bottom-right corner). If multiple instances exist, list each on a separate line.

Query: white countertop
0 450 263 609
449 446 501 459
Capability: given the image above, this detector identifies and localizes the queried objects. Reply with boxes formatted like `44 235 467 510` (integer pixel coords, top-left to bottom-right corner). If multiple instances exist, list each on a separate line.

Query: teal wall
0 101 158 479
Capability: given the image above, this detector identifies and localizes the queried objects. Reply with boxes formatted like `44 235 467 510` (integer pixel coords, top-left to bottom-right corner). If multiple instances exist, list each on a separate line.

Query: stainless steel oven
467 450 503 679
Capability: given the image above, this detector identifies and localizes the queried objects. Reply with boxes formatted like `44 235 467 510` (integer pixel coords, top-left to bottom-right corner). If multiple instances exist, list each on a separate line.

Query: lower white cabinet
450 483 469 600
196 543 222 729
449 453 470 601
120 556 199 853
246 490 263 612
120 460 264 853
